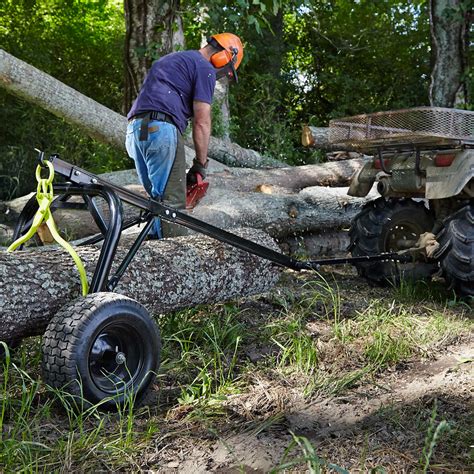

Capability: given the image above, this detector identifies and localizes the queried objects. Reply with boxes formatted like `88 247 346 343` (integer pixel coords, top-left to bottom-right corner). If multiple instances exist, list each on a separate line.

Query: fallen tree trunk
0 229 281 345
189 185 375 239
2 181 375 244
0 49 127 150
0 49 284 169
185 135 287 169
212 158 367 193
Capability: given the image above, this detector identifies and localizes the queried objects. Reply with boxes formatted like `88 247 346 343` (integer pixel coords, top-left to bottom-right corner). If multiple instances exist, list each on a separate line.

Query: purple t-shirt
127 51 216 134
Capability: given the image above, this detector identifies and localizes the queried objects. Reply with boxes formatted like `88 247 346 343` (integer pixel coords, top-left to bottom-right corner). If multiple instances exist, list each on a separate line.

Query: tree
429 0 472 106
124 0 185 112
0 0 126 199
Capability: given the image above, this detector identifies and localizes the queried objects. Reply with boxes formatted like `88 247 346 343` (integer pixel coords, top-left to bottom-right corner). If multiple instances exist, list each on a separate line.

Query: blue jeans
126 119 178 238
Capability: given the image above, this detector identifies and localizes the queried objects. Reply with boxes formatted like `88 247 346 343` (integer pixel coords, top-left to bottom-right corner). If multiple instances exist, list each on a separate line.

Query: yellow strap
7 161 89 296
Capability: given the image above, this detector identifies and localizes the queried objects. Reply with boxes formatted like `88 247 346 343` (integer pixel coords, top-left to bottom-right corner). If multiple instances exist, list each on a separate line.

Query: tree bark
124 0 185 112
429 0 470 106
0 229 281 345
188 184 375 240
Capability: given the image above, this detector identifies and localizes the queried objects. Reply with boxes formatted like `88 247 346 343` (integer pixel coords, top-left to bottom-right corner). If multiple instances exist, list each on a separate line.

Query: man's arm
192 100 212 166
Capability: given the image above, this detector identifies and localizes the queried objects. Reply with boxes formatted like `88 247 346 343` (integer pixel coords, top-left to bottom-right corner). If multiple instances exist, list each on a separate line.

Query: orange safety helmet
207 33 244 83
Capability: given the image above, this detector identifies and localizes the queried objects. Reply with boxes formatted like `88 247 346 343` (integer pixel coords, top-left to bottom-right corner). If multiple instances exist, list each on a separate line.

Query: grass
272 432 350 473
0 269 472 471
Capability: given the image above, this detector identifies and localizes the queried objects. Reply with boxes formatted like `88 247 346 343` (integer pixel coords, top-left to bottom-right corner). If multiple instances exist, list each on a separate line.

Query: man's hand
187 158 209 186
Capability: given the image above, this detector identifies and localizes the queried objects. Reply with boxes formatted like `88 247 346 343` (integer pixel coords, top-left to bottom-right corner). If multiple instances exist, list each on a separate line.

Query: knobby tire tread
349 198 436 284
436 204 474 298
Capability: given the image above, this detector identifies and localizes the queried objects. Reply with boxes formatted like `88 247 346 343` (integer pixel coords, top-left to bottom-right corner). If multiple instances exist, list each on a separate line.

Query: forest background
0 0 472 201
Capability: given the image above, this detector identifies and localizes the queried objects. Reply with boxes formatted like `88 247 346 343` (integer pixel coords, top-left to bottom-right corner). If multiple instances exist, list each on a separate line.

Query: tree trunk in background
124 0 185 113
429 0 470 106
214 79 231 142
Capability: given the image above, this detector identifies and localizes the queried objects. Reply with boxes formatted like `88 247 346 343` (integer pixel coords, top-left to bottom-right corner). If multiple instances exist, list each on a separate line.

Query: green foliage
0 0 452 198
229 73 308 164
283 0 431 123
0 0 126 199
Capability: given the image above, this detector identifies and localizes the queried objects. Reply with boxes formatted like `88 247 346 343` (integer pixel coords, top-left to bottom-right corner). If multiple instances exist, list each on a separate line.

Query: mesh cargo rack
329 107 474 152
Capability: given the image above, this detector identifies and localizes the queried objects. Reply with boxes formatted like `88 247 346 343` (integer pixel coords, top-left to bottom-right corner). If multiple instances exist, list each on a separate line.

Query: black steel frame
15 153 408 294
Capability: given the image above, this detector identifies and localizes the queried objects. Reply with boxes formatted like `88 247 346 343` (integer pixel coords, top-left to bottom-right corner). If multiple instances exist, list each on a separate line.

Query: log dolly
6 150 409 409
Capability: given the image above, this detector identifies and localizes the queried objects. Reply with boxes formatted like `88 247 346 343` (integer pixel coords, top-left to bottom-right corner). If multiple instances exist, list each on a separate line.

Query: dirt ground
137 268 473 473
165 344 472 473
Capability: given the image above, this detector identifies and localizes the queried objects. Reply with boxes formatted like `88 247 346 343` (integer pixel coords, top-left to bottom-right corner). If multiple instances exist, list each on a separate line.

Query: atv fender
426 150 474 199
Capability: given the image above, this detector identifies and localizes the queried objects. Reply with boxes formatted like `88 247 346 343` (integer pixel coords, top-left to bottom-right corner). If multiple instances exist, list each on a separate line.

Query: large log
0 49 282 169
189 185 376 239
1 182 375 246
0 229 281 345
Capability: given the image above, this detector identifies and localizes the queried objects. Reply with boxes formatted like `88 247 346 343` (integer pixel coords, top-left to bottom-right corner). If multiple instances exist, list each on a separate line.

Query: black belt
130 111 176 141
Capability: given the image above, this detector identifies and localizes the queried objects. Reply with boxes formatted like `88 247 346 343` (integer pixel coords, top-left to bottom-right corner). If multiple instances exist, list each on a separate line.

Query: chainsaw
186 173 208 209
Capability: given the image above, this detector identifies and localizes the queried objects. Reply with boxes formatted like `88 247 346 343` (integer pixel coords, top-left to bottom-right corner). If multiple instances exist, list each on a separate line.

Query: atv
329 107 473 298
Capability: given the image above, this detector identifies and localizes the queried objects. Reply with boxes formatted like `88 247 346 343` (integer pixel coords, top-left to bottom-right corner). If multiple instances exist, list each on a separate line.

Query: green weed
272 432 349 473
299 274 342 326
334 300 471 369
266 313 318 376
419 401 451 473
162 305 244 407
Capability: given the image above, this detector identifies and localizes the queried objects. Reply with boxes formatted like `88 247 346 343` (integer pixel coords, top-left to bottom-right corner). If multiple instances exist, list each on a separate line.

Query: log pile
0 49 380 350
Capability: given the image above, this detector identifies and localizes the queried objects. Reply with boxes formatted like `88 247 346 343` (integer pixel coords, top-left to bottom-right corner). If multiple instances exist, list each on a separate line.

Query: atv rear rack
14 153 411 294
329 107 474 153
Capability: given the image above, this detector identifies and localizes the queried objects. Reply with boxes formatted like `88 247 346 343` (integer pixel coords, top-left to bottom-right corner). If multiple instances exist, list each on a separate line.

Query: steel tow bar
39 153 411 290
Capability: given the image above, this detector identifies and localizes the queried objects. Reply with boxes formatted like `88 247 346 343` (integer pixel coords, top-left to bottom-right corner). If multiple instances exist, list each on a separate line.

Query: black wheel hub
384 222 421 251
89 323 144 394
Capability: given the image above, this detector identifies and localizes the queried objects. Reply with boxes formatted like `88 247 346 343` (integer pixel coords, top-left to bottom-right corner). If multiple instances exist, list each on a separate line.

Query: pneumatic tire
435 204 474 299
349 198 437 285
42 292 161 410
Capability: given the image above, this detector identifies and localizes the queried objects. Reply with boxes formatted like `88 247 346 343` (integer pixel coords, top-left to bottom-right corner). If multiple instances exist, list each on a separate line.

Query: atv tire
435 204 474 298
349 198 437 285
42 292 161 410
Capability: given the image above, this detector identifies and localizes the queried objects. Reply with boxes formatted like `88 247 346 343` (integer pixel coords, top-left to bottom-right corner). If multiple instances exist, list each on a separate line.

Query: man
126 33 244 238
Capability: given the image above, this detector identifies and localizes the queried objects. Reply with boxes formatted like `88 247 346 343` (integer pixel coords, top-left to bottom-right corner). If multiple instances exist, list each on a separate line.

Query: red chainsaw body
186 174 209 209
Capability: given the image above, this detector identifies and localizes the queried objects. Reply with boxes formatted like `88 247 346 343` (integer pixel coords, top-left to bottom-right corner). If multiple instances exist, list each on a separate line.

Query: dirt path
161 341 473 472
